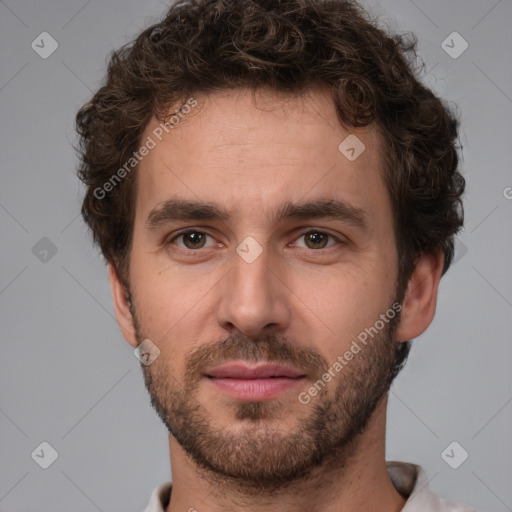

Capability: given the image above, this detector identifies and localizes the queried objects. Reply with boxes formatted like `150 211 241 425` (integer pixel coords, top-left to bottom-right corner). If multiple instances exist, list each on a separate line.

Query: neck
166 394 406 512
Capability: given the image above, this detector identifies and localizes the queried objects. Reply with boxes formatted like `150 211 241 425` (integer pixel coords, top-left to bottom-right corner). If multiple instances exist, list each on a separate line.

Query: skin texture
109 88 444 512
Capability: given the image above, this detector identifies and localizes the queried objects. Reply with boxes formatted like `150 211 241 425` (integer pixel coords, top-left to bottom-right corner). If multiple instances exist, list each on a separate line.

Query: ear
396 248 445 342
108 263 138 348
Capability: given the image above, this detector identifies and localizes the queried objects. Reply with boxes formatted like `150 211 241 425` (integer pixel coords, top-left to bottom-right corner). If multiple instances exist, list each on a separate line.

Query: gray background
0 0 511 510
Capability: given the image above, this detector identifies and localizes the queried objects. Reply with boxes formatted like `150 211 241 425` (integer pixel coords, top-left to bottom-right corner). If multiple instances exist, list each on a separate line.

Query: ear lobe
396 249 445 343
108 263 138 348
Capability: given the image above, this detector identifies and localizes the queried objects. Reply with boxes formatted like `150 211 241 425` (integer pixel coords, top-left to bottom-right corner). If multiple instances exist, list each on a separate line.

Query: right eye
167 230 218 250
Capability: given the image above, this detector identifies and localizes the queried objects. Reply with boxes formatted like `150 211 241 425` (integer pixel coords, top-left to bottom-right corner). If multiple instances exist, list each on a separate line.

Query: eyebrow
145 198 369 231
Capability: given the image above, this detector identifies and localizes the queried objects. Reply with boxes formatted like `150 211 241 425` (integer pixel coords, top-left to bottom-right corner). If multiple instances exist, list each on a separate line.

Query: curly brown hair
76 0 464 377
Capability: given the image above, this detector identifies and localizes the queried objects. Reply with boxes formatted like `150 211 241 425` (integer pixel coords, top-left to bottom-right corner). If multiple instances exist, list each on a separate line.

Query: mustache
184 333 329 385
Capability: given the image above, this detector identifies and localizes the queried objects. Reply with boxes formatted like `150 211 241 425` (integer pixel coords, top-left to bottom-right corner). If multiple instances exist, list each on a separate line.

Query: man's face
125 88 402 488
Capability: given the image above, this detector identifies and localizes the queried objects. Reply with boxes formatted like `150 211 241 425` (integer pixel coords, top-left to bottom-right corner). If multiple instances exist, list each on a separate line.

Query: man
75 0 474 510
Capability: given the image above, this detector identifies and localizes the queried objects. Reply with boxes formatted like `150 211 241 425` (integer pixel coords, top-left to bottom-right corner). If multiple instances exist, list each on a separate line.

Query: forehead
134 87 389 226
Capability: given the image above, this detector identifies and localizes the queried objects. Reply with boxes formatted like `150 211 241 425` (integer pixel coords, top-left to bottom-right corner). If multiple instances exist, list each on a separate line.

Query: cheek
286 258 395 348
133 275 205 338
130 259 217 363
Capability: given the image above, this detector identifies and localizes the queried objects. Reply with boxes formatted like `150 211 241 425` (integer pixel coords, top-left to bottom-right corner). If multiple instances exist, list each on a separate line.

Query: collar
143 461 475 512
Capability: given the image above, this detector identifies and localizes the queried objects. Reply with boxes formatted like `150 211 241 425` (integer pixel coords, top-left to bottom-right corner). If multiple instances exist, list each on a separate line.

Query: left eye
292 230 339 250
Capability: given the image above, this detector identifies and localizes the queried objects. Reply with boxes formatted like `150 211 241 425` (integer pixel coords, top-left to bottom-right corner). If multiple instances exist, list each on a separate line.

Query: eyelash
166 228 345 252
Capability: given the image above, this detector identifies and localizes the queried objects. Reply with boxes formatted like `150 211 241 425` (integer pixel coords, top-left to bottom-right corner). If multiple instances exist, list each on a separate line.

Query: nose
215 242 292 338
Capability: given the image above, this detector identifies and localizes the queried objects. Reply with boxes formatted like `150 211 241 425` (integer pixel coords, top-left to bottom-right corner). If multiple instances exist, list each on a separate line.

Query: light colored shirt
143 461 475 512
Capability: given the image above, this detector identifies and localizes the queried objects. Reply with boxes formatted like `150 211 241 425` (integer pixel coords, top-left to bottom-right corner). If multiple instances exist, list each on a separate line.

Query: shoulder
387 461 476 512
142 481 172 512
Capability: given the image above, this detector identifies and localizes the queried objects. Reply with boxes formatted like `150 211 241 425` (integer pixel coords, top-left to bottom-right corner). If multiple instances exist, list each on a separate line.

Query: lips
204 362 307 401
205 362 306 379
